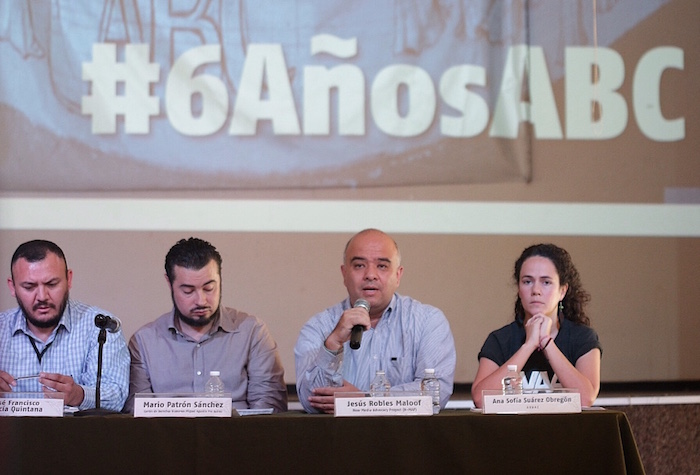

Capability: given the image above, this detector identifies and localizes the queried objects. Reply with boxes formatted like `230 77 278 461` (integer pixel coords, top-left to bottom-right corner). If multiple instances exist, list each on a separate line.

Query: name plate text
0 396 64 417
482 390 581 414
134 394 232 418
335 394 433 417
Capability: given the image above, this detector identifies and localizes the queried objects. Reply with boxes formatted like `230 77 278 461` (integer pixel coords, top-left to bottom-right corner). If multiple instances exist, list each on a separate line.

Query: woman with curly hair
471 244 602 408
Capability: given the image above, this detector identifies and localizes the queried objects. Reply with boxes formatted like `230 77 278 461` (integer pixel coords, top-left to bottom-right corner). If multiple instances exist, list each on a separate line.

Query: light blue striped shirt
295 294 456 413
0 300 130 411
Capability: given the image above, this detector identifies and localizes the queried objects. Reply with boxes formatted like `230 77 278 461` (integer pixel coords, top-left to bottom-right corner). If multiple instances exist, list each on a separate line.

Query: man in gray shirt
125 237 287 413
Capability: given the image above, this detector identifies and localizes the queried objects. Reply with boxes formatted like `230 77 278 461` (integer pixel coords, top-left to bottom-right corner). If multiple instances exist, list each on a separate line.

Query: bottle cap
424 368 435 374
507 365 518 371
209 370 220 376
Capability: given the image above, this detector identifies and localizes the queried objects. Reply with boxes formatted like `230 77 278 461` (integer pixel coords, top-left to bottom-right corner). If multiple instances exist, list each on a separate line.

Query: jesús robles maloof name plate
334 392 433 417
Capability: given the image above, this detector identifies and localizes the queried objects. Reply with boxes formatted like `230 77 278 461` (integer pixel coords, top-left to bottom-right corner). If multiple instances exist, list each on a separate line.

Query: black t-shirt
477 318 602 387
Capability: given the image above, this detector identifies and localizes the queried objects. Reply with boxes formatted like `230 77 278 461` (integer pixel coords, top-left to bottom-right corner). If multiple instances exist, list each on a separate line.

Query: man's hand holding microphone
323 298 371 352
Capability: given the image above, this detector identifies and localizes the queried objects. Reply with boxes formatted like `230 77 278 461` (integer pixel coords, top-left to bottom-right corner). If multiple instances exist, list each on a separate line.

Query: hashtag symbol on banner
81 43 160 134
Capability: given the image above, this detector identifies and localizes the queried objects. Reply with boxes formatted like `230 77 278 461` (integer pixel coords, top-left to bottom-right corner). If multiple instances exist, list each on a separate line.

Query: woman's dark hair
513 243 591 326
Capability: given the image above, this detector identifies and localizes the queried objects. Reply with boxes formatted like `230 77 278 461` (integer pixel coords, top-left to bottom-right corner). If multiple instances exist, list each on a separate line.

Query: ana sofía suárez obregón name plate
482 389 581 414
134 393 232 417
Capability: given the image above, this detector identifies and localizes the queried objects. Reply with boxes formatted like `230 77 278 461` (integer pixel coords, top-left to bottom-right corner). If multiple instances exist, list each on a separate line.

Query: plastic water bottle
501 365 522 395
370 370 391 396
205 370 225 395
420 368 440 414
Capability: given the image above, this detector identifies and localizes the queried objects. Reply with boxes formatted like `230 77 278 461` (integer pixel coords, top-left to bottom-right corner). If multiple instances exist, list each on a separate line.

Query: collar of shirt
166 305 241 340
377 294 396 326
11 300 73 343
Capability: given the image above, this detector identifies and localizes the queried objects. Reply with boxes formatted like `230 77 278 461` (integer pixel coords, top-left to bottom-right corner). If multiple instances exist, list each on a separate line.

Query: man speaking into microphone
295 229 456 414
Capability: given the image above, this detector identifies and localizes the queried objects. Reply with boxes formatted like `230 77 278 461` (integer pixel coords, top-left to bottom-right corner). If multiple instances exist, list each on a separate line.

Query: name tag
334 393 433 417
482 389 581 414
0 393 65 417
134 393 232 418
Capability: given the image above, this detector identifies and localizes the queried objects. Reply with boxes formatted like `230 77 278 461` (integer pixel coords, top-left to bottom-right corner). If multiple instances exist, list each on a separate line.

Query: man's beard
173 295 221 328
18 293 69 329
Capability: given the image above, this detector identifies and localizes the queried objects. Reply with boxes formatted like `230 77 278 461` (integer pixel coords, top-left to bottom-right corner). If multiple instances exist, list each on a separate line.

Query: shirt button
196 371 202 376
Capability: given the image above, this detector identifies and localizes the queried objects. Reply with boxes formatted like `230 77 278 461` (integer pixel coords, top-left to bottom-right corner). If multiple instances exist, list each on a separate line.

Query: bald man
295 229 456 414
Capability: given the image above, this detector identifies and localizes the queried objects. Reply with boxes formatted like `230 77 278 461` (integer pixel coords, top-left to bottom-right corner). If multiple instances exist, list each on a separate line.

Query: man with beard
0 240 129 411
124 237 287 413
295 229 456 413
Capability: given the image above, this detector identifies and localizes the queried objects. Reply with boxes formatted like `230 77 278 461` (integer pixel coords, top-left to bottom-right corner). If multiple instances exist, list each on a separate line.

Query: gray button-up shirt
125 305 287 413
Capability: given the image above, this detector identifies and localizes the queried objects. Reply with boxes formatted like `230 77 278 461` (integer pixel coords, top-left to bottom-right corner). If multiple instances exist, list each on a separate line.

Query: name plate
334 392 433 417
134 393 232 418
482 389 581 414
0 393 64 417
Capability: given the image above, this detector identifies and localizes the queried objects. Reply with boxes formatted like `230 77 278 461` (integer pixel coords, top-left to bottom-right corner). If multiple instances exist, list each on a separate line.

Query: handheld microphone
350 299 370 350
94 314 121 333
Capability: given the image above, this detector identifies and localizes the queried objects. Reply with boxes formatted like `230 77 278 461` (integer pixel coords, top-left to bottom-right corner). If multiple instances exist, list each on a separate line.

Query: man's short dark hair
11 240 68 279
165 237 222 283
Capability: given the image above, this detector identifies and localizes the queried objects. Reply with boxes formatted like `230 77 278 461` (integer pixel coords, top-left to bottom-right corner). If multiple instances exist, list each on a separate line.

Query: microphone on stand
75 314 122 416
95 314 121 333
350 299 370 350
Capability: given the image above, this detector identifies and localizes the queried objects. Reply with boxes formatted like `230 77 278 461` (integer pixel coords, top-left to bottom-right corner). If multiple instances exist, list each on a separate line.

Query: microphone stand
74 328 119 416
